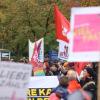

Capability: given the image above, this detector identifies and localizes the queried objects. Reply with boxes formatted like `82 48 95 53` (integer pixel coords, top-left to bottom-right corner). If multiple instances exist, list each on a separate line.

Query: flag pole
97 62 100 100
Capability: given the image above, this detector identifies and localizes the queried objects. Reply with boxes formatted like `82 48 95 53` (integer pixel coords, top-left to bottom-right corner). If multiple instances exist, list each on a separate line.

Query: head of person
86 62 93 68
63 62 70 70
58 76 68 87
63 62 68 67
83 67 96 78
66 69 77 81
50 64 58 72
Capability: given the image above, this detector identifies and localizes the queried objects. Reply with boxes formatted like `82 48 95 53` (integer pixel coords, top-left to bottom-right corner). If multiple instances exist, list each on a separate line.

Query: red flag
31 42 38 67
54 5 70 43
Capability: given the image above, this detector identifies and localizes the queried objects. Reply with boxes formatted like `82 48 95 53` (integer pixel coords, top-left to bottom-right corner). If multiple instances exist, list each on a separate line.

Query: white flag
29 38 44 62
58 41 69 60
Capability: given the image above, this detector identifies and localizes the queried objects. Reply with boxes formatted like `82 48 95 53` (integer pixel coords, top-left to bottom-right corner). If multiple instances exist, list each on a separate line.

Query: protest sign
58 41 69 60
27 76 59 100
68 7 100 62
0 62 32 100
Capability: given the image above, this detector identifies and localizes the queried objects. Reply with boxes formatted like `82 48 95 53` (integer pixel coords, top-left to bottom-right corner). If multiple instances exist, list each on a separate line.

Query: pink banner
73 14 100 52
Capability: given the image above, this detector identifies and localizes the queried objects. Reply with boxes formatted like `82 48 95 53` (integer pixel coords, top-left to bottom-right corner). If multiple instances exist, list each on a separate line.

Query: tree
0 0 100 60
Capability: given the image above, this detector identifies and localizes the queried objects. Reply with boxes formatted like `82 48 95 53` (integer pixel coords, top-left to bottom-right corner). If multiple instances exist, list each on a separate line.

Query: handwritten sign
0 62 32 100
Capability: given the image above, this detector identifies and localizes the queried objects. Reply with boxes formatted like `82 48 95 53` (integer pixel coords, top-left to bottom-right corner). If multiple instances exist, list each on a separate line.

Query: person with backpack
49 76 69 100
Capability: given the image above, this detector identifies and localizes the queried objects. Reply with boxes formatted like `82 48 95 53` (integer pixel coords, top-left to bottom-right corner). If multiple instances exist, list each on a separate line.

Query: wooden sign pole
97 62 100 100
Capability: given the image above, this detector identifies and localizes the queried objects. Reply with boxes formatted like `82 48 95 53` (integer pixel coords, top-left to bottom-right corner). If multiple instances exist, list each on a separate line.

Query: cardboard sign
0 62 32 100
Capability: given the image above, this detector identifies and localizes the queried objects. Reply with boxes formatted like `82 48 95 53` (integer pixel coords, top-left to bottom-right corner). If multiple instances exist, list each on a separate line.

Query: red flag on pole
31 42 38 67
54 5 70 43
30 40 45 76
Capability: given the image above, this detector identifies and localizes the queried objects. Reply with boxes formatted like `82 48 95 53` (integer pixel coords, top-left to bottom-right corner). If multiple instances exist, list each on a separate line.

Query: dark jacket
80 78 96 100
52 85 69 100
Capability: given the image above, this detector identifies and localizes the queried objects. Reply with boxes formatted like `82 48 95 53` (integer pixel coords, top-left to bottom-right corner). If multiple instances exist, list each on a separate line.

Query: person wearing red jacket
66 69 91 100
66 69 81 93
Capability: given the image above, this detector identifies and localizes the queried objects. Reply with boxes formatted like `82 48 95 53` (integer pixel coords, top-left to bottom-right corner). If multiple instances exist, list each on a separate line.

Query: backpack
51 86 69 100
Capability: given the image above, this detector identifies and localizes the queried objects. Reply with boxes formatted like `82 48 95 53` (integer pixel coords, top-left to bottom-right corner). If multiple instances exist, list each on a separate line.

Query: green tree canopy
0 0 100 60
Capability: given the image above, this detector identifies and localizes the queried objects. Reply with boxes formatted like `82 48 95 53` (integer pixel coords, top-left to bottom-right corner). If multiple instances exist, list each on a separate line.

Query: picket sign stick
97 62 100 100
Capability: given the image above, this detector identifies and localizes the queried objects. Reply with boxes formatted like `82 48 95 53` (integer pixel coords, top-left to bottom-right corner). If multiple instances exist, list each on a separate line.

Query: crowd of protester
6 56 98 100
43 60 97 100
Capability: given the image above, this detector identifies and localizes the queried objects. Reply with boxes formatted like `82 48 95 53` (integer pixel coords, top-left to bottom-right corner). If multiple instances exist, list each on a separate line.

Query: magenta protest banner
68 7 100 62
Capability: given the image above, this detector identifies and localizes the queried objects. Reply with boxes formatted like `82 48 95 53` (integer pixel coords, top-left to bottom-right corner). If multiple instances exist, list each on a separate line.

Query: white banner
29 38 44 62
58 41 69 60
27 76 59 100
0 62 32 100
